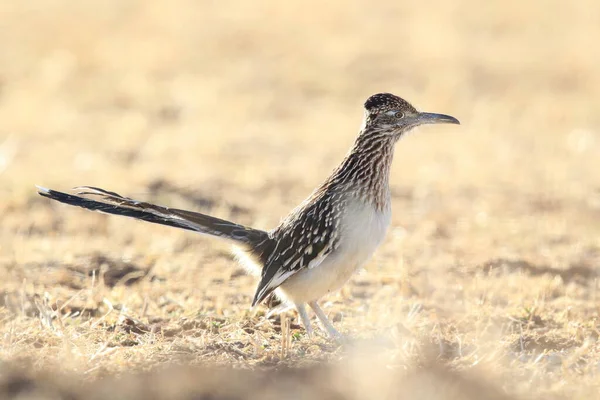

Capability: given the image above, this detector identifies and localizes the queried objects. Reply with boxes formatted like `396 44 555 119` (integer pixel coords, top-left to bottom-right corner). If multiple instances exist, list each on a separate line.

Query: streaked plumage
37 93 459 339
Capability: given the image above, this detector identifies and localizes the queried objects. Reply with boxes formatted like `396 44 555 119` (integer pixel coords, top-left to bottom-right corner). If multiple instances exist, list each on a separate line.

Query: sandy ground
1 0 599 398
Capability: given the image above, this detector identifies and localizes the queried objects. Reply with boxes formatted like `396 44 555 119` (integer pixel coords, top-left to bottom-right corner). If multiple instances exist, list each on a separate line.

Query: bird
37 93 459 339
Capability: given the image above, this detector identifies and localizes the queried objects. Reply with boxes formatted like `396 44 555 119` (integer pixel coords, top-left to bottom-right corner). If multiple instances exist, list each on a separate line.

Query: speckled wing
250 191 344 306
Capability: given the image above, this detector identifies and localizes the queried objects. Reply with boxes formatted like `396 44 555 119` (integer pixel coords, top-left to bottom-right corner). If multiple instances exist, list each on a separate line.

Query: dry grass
1 0 599 398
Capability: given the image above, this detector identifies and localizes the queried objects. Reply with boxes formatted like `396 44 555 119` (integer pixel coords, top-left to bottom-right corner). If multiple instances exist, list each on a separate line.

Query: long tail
36 185 269 245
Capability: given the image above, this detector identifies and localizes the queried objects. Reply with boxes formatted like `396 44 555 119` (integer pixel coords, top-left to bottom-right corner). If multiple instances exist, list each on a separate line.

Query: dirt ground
1 0 599 398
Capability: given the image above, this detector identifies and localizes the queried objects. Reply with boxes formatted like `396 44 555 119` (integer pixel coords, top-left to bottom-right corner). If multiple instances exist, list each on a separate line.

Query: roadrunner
37 93 459 339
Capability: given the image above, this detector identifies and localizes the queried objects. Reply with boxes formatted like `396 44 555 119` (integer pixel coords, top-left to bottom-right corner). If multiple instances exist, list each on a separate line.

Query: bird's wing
251 191 343 306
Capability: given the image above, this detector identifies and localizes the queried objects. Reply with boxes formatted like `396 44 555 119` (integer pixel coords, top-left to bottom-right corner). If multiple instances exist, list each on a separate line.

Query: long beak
417 112 460 125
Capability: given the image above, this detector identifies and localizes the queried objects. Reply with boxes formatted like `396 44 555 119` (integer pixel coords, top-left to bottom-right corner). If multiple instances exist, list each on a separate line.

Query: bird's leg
308 301 342 340
265 302 294 319
295 303 313 338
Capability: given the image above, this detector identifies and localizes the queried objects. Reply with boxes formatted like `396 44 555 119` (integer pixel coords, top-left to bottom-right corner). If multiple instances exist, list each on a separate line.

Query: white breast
279 197 391 304
338 197 392 267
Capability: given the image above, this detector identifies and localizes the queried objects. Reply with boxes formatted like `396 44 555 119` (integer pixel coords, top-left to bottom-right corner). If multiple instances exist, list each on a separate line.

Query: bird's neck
327 130 396 211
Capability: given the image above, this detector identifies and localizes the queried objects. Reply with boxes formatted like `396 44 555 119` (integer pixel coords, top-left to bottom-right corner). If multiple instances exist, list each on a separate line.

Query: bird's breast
277 197 391 304
336 197 391 265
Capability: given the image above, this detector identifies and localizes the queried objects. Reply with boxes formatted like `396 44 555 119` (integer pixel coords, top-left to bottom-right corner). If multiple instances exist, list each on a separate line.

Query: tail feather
36 185 268 244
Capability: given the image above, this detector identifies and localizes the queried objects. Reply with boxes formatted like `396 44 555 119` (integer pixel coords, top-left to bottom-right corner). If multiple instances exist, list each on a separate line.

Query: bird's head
361 93 459 138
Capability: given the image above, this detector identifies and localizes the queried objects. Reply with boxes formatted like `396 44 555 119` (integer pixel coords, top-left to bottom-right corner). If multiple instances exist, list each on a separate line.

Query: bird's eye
393 111 404 118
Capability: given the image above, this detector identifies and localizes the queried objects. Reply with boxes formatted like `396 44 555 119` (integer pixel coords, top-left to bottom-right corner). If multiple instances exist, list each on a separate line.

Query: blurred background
1 0 599 398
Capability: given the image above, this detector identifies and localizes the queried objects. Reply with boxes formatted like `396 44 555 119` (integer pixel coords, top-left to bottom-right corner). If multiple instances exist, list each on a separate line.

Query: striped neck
327 130 396 211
